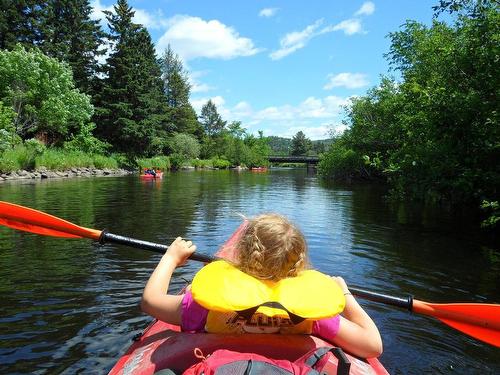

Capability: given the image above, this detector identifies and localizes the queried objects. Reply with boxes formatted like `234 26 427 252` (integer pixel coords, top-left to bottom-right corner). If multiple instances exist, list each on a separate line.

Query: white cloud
259 7 279 18
270 19 325 60
331 19 363 35
90 0 113 23
157 15 261 61
270 9 373 60
190 94 350 139
188 71 214 93
91 0 168 29
324 73 369 89
355 2 376 16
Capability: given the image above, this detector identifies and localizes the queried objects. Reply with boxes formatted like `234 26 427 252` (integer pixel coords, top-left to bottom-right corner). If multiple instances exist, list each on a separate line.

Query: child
141 214 382 358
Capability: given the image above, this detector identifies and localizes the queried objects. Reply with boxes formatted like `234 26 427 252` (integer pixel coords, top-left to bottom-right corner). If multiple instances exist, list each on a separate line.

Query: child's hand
164 237 197 266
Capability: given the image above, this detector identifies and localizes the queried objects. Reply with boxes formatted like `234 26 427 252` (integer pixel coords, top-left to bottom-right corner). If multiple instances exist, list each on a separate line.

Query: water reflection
0 171 498 374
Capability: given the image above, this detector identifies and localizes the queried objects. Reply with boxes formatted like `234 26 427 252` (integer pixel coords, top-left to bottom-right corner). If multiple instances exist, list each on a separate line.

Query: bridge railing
267 155 320 163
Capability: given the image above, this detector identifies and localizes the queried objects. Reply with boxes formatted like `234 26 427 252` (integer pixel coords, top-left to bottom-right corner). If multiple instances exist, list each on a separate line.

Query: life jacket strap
237 301 306 325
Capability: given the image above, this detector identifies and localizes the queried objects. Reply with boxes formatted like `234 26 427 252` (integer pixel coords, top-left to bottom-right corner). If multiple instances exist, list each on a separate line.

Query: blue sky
91 0 439 140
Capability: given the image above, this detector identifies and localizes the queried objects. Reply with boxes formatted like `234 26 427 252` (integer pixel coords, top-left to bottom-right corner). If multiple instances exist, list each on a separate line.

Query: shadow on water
0 171 498 374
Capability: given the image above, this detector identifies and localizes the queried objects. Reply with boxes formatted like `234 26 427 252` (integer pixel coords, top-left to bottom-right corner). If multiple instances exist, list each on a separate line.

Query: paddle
0 201 213 263
0 200 499 347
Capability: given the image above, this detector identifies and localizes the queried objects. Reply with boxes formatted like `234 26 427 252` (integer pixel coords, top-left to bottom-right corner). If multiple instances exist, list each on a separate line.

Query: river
0 169 498 374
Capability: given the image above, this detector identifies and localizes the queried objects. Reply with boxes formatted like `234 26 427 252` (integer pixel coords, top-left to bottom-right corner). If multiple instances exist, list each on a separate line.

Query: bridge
267 155 320 166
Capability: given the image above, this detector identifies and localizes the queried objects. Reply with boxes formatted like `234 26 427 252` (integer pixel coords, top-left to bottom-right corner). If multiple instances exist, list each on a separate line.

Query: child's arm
331 277 383 358
141 237 196 325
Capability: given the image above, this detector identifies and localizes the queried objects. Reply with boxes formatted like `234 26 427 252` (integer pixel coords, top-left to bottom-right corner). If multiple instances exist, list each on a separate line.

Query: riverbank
0 167 133 181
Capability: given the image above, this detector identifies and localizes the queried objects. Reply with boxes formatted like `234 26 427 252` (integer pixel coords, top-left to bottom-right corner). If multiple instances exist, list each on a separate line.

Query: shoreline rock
0 167 134 182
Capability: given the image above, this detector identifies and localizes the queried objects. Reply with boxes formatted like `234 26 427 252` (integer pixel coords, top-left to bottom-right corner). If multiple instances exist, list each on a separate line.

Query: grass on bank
0 145 118 172
1 144 237 174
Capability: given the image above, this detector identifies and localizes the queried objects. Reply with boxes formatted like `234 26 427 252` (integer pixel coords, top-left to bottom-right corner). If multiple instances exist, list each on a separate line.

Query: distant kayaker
141 214 383 358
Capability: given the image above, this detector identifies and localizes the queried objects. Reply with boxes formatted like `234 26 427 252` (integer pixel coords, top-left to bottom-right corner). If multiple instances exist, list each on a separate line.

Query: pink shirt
180 291 340 342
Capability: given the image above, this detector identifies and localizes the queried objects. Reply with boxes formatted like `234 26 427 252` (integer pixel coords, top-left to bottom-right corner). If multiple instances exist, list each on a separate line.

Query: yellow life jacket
191 260 345 334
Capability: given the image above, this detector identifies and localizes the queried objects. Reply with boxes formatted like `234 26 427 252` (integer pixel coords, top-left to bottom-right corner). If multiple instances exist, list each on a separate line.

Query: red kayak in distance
140 172 163 179
250 167 268 172
108 319 389 375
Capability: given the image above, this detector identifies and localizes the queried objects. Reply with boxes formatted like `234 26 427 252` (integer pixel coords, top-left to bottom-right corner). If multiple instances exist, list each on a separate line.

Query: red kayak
140 172 163 179
108 319 388 374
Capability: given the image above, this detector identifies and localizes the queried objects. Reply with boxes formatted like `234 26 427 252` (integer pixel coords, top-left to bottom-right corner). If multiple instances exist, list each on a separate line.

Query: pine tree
159 45 201 136
0 1 48 50
95 0 169 155
43 0 104 94
291 131 312 156
200 100 226 138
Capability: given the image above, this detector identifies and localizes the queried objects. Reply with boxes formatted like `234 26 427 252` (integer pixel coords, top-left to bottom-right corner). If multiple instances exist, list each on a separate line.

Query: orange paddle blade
413 300 500 347
0 201 102 240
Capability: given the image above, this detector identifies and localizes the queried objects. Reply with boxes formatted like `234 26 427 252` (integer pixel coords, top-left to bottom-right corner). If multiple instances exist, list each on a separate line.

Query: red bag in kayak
182 346 351 375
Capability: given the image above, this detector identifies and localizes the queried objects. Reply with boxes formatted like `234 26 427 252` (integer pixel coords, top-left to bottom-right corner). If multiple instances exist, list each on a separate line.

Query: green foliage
200 100 226 138
110 153 136 170
95 0 169 156
42 0 104 94
0 141 119 172
320 4 499 223
245 132 271 167
34 148 117 170
0 0 47 50
159 45 202 137
64 122 111 154
0 100 20 152
318 143 366 180
267 136 292 155
480 200 500 229
170 133 201 160
291 131 312 156
0 144 34 171
0 45 93 144
190 158 213 169
210 156 231 169
136 156 171 171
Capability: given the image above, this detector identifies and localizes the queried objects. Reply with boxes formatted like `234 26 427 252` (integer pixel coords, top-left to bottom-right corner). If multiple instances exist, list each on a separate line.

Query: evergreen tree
95 0 169 155
0 1 48 50
43 0 104 94
199 100 226 138
291 131 312 156
159 45 201 136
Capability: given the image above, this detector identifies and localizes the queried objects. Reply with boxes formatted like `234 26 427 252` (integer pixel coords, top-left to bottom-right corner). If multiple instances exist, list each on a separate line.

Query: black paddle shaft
100 232 215 263
100 231 413 310
350 287 414 311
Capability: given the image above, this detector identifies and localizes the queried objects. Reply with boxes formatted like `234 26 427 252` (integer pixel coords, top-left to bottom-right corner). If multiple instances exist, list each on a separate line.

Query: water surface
0 170 498 374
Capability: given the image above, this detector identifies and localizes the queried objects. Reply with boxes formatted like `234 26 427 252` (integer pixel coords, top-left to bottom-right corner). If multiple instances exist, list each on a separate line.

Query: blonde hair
235 213 309 281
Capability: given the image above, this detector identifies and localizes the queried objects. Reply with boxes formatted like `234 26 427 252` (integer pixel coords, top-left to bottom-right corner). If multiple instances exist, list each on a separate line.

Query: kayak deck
109 320 388 375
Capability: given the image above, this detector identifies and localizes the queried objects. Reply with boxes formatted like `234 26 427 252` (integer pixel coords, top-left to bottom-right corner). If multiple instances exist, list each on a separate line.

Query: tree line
0 0 286 169
318 0 499 229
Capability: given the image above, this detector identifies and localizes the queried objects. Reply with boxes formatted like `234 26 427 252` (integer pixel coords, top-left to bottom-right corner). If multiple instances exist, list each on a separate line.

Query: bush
191 159 212 169
169 153 187 170
0 101 20 153
0 45 93 144
211 156 231 169
318 144 367 180
170 133 201 159
64 122 110 154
